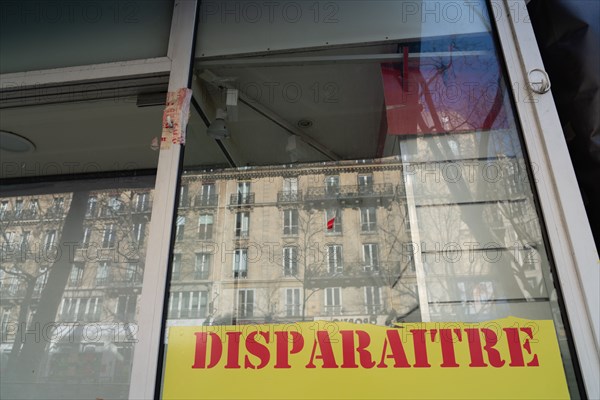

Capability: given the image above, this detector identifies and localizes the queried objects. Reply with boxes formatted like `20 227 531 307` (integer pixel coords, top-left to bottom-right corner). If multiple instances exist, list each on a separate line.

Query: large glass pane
163 0 581 397
0 1 173 73
1 95 163 398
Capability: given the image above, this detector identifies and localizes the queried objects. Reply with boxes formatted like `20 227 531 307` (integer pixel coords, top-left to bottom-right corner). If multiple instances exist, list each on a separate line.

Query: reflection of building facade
168 158 419 328
0 188 152 383
1 154 548 381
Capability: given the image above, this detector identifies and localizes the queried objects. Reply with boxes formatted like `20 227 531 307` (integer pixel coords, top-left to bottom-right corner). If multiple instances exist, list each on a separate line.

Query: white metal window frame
493 1 599 397
0 0 597 397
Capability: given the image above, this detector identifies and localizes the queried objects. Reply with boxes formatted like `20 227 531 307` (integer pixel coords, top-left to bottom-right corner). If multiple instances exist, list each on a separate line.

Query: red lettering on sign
377 330 410 368
274 331 304 369
192 332 222 369
340 330 376 369
306 331 338 368
244 331 270 369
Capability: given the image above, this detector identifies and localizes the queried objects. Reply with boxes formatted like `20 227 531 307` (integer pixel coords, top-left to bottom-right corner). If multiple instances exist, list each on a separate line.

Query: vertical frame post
128 1 198 398
493 1 600 397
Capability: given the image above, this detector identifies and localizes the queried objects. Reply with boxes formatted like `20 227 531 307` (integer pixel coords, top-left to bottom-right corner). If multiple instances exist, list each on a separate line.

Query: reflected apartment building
0 187 152 384
168 157 418 329
0 155 545 383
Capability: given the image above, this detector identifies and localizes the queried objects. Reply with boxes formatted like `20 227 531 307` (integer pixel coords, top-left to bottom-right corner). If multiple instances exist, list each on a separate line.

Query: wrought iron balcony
133 201 153 213
277 190 303 204
45 208 66 219
1 209 39 221
305 262 405 288
0 286 25 298
194 270 210 280
194 195 219 207
323 306 342 316
304 184 395 207
229 193 255 207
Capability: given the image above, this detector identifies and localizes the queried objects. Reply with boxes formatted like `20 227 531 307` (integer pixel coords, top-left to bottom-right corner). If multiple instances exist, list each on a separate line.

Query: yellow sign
163 317 569 399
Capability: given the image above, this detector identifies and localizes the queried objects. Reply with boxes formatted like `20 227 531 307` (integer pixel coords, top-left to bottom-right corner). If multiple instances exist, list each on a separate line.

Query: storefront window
0 96 162 399
156 0 581 397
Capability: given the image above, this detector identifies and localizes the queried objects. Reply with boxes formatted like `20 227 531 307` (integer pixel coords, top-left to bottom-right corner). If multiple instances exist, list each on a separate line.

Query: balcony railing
323 305 342 316
304 184 395 204
0 286 25 298
133 201 153 213
277 191 302 204
96 274 143 289
0 209 39 221
194 270 210 280
233 270 248 279
229 193 255 207
194 195 219 207
45 208 66 219
305 262 406 288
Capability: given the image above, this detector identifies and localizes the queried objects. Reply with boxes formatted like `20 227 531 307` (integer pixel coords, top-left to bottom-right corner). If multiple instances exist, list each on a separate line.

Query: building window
82 226 92 248
363 243 379 271
133 222 145 245
1 309 11 341
175 216 185 241
29 199 39 217
285 288 301 317
172 254 182 280
365 286 382 314
283 209 299 235
283 246 298 276
169 291 209 319
233 248 248 278
179 185 189 207
198 214 213 240
237 181 251 204
20 231 30 252
360 207 377 232
0 201 8 219
125 263 141 284
195 253 211 280
86 196 98 217
52 197 64 214
34 269 48 295
107 196 123 214
14 200 23 217
324 287 341 315
358 174 374 192
44 230 57 251
238 289 254 318
325 175 339 195
68 263 84 287
135 192 150 212
6 277 20 296
4 231 14 248
102 224 116 248
326 245 343 274
96 261 110 286
116 295 137 321
283 177 298 193
59 298 101 322
325 208 342 233
199 183 216 206
235 211 250 238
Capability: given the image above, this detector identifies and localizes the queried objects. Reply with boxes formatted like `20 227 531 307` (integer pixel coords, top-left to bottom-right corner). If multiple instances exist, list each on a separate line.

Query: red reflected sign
381 47 508 136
